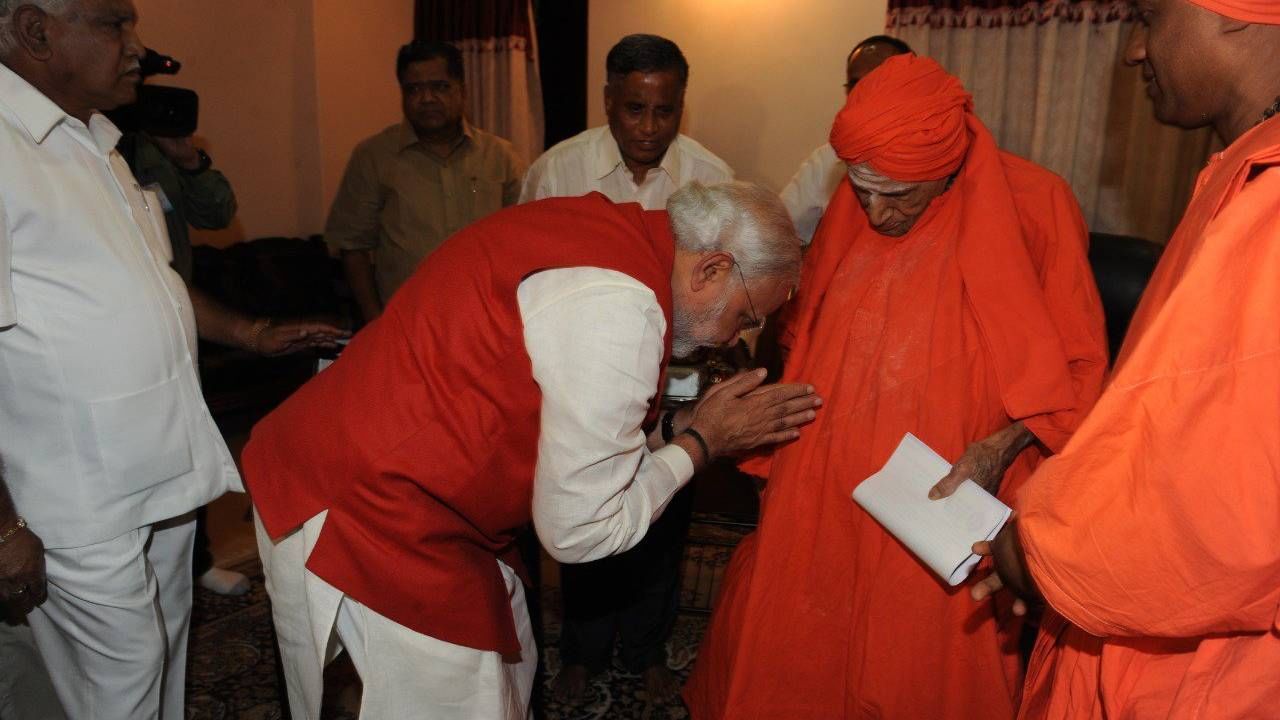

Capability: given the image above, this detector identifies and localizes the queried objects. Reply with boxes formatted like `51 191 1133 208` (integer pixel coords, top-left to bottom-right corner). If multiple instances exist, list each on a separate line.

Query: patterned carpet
185 518 749 719
536 591 707 720
186 559 359 720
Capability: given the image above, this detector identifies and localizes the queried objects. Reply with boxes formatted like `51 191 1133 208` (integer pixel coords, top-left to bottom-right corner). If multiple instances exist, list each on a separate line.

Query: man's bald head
1126 0 1280 144
0 0 143 122
845 35 912 92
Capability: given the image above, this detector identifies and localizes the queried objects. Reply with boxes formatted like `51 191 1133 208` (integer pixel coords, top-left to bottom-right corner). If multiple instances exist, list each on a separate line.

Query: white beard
670 286 730 359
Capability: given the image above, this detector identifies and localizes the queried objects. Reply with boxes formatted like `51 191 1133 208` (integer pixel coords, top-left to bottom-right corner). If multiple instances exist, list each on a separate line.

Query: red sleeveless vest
244 193 675 656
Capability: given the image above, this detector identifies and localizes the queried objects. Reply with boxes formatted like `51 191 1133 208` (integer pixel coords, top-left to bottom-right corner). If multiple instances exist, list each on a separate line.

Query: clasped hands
673 369 822 464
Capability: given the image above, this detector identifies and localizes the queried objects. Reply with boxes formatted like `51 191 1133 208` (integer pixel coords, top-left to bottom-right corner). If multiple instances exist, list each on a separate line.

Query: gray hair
0 0 75 57
667 181 801 283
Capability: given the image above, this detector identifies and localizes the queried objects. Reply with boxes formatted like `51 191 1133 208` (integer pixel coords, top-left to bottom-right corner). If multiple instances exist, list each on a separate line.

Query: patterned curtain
888 0 1134 27
888 1 1212 243
416 0 545 165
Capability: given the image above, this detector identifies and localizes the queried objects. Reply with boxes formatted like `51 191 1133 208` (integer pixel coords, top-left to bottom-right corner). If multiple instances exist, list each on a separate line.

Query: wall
133 0 412 246
312 3 415 222
130 1 885 240
587 0 888 191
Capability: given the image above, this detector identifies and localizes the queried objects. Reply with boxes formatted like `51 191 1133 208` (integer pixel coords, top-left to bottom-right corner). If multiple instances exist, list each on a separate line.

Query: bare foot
643 665 680 704
552 664 590 704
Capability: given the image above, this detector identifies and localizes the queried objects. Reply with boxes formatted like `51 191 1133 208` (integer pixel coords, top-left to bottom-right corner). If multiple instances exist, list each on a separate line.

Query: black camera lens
140 48 181 78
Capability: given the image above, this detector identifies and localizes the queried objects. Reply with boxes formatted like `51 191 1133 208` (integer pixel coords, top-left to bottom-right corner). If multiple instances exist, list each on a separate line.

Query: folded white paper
852 433 1012 586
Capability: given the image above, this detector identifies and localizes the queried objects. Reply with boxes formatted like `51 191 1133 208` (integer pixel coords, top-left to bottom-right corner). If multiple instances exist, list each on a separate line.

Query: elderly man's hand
686 369 821 458
250 320 349 357
0 521 47 618
929 422 1034 500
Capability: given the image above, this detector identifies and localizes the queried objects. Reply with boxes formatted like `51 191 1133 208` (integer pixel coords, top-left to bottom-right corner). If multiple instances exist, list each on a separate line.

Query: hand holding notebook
852 433 1012 586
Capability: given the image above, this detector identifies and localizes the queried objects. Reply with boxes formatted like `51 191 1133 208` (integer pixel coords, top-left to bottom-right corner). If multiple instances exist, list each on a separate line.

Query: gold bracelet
247 317 272 354
0 517 26 544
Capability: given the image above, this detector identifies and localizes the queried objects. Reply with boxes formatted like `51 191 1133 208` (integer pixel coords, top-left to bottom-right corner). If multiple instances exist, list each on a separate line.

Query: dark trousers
559 484 695 674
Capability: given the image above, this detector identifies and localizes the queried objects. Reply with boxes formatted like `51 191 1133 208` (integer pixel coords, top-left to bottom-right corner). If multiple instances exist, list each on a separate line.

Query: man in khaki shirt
326 41 525 322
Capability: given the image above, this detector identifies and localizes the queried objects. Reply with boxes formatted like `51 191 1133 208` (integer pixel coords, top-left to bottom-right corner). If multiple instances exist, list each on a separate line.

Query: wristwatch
661 409 677 444
181 148 213 175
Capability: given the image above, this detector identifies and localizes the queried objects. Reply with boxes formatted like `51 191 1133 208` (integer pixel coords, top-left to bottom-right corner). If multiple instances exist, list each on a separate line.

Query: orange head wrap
1187 0 1280 23
829 54 973 182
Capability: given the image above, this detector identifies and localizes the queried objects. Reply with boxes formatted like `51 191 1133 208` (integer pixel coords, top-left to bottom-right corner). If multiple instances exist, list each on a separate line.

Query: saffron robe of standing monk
1015 45 1280 720
683 55 1108 719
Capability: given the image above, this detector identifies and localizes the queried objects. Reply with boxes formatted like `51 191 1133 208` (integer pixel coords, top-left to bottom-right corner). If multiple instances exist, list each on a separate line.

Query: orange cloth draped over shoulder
683 55 1108 719
1015 116 1280 720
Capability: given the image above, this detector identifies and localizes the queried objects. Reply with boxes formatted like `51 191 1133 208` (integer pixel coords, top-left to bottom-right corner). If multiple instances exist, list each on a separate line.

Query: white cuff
652 442 695 490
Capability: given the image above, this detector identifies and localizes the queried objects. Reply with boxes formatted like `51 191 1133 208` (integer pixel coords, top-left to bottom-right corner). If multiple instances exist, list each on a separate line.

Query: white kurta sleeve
520 267 695 563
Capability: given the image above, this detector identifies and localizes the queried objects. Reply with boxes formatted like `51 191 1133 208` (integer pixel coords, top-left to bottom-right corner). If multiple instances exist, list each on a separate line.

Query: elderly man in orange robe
975 2 1280 717
683 55 1108 719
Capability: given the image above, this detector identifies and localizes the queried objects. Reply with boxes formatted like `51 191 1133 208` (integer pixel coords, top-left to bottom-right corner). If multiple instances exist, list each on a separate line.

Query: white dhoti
0 620 66 720
26 513 196 720
255 511 537 719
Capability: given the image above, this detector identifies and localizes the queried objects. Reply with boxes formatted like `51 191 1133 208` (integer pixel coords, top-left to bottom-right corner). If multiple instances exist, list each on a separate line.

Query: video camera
105 49 200 138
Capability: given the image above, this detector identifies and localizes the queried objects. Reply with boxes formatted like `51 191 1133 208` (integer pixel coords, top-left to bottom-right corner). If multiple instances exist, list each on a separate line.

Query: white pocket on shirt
89 376 194 494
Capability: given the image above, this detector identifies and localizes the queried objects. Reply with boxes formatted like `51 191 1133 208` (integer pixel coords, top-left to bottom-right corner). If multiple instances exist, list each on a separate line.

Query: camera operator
117 102 236 284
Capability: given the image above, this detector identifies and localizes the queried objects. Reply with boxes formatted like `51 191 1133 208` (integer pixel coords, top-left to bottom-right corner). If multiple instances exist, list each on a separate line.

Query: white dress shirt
0 63 240 548
519 125 733 210
520 267 694 563
780 143 845 245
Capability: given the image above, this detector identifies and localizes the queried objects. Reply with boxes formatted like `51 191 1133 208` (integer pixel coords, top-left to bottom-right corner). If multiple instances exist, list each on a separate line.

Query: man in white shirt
520 33 735 703
780 35 912 244
245 182 821 719
520 33 733 210
0 2 342 717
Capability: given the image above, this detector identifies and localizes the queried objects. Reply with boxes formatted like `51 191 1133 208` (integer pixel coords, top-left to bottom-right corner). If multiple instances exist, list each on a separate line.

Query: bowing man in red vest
242 181 821 719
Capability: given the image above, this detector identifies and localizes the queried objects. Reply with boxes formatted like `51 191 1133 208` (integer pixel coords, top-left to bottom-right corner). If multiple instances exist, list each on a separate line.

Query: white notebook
852 433 1012 586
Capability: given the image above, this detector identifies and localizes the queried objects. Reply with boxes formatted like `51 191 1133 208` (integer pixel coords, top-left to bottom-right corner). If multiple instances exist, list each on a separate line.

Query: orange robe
683 131 1108 717
1015 117 1280 720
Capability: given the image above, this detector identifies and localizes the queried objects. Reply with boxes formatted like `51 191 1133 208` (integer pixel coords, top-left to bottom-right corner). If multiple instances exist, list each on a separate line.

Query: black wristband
681 427 711 465
661 409 677 444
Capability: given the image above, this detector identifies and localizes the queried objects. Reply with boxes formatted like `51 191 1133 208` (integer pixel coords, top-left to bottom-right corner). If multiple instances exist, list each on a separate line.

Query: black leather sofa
1087 232 1163 360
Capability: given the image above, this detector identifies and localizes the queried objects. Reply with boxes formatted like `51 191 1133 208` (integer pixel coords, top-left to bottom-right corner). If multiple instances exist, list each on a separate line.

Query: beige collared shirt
519 125 733 210
325 120 526 300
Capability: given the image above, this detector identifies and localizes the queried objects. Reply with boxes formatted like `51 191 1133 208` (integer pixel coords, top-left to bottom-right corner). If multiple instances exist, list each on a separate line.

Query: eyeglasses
734 261 766 333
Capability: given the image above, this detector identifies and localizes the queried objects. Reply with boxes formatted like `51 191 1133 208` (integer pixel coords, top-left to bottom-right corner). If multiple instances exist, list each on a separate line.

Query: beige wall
130 0 882 242
134 0 412 246
312 3 415 222
587 0 888 191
